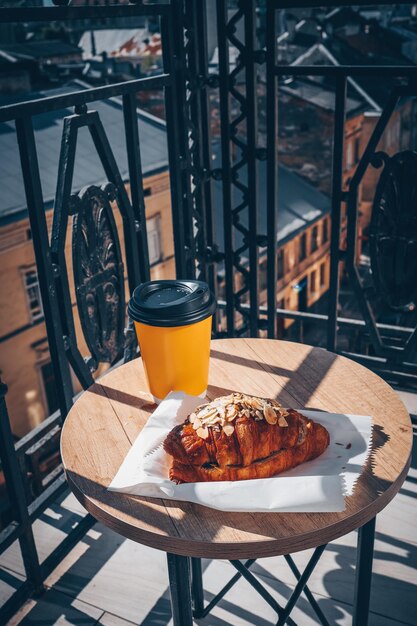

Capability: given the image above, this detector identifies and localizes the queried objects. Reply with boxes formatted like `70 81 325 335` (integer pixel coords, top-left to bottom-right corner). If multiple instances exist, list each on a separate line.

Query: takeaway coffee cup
128 280 216 402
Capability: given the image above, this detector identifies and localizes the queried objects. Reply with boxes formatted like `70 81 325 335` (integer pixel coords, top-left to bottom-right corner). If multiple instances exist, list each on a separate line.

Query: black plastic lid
128 280 216 327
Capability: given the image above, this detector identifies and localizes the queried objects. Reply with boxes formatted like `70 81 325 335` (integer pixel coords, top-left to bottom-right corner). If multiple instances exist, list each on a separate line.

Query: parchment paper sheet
108 392 373 512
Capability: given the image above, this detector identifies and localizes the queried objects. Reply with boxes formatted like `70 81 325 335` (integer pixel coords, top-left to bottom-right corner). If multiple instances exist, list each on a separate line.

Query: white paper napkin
108 392 373 512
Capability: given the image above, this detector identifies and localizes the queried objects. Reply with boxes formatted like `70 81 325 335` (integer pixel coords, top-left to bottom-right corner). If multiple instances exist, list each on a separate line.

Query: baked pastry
163 393 330 483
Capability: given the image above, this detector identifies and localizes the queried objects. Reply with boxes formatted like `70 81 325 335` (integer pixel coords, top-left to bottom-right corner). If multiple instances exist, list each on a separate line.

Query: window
259 260 268 291
24 269 43 322
40 361 59 416
216 274 225 299
354 137 360 163
276 298 285 336
395 119 400 143
320 262 326 288
310 270 317 294
277 248 285 279
346 141 354 169
299 233 307 261
311 225 319 252
146 215 162 265
322 218 328 244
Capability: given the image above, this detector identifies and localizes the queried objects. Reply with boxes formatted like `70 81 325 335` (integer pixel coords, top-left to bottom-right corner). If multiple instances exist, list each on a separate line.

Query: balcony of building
0 1 416 625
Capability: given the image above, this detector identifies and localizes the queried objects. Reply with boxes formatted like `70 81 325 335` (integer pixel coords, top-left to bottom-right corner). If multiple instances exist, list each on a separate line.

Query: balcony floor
2 391 416 626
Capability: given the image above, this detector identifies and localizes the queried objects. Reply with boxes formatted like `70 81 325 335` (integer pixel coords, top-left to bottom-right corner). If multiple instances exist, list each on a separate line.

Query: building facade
0 169 174 438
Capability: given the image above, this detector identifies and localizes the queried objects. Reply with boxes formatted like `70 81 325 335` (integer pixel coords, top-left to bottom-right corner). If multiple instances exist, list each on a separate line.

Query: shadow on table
92 383 157 413
273 348 338 409
210 348 292 378
211 344 339 410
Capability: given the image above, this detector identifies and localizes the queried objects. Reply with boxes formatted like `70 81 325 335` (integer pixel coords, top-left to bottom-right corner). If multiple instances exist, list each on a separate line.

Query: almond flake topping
223 424 235 437
250 398 264 411
264 405 277 424
192 417 202 430
226 405 238 420
196 426 209 439
192 393 288 439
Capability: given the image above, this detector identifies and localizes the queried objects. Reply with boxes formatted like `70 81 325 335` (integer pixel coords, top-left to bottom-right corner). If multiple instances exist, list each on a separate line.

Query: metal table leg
167 553 193 626
276 544 327 626
353 517 376 626
167 517 376 626
191 557 205 617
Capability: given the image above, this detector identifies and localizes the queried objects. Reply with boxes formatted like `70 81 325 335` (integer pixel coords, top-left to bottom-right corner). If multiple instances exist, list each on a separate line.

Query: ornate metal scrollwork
72 184 125 365
345 84 417 362
369 150 417 312
50 101 142 389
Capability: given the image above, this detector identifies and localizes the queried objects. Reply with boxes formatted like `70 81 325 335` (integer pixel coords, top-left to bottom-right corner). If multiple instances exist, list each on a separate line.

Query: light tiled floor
1 395 416 626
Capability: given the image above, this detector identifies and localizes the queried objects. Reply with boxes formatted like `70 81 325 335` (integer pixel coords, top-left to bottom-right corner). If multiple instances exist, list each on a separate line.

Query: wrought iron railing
0 1 416 621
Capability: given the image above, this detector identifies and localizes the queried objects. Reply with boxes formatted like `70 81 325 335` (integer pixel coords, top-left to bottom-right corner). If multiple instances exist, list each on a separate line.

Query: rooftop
0 40 83 62
0 88 329 244
78 28 150 59
211 147 331 250
290 43 383 112
279 78 363 115
0 82 169 224
278 9 415 110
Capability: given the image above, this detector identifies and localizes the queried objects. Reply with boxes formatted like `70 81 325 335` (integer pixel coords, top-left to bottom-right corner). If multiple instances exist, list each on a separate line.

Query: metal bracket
191 545 329 625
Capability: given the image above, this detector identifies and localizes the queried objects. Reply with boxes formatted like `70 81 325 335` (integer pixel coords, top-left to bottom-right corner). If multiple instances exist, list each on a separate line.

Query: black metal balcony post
184 0 218 300
123 93 151 284
244 0 260 337
0 380 43 622
191 1 220 325
15 116 74 418
266 2 277 339
327 75 347 352
161 5 194 279
216 0 235 335
173 0 196 279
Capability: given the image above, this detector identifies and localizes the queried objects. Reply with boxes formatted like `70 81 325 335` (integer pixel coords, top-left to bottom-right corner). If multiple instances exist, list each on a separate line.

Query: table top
61 339 412 559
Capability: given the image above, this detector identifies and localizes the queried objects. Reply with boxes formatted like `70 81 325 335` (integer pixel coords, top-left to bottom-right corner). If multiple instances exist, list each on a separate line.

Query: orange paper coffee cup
128 280 216 402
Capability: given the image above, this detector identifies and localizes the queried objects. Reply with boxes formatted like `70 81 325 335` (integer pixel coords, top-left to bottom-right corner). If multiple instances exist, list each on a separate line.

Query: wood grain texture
61 339 412 559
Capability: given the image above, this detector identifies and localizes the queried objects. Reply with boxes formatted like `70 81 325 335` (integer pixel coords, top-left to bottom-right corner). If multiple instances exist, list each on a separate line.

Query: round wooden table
61 339 412 626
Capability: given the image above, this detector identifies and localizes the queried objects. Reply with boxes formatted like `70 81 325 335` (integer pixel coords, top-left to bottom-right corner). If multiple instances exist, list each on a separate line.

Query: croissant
163 393 330 483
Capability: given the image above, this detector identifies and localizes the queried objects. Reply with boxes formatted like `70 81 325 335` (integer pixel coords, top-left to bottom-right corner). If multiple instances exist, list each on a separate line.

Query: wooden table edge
64 447 411 560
